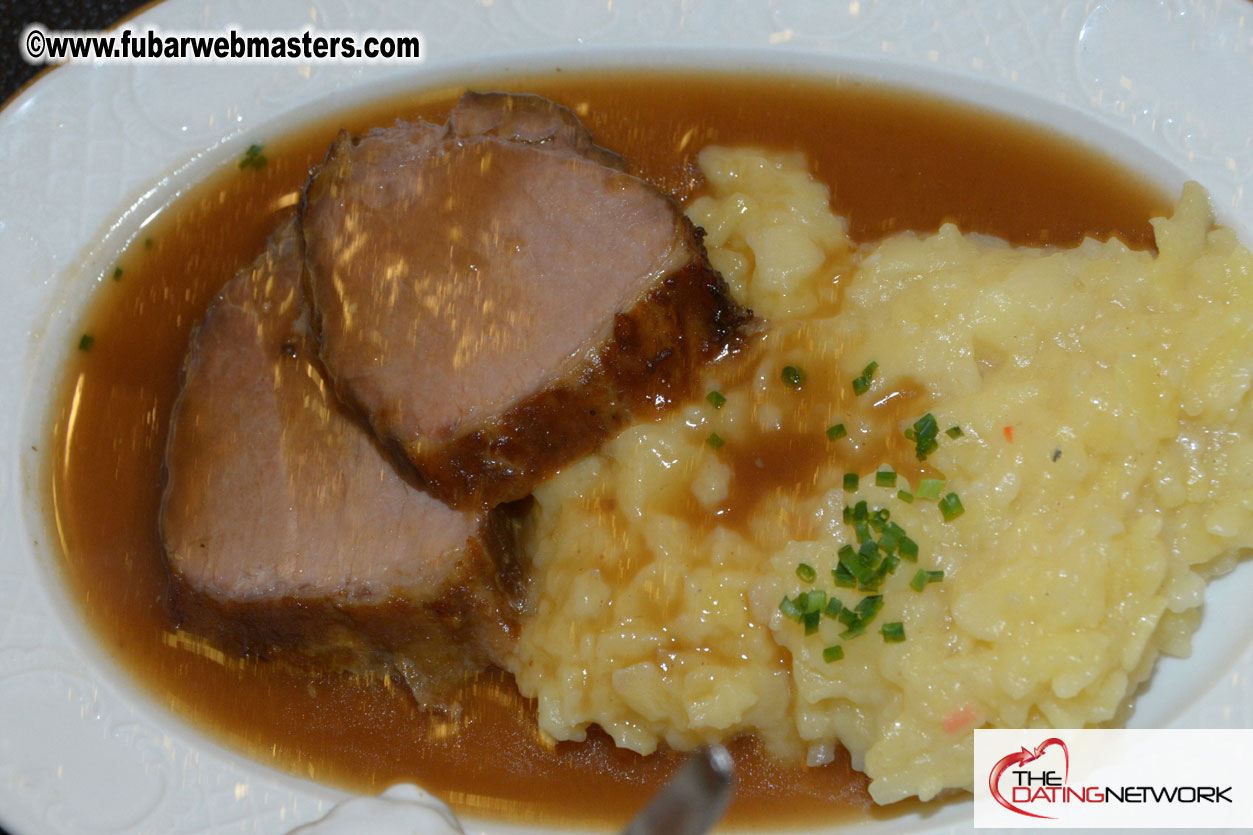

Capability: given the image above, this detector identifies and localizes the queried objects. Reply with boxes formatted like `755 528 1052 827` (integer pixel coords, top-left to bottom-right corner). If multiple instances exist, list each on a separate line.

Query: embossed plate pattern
1 1 1251 833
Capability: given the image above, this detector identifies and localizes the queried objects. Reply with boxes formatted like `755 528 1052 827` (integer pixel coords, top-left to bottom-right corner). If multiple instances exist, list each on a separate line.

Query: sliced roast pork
160 219 525 704
302 92 749 508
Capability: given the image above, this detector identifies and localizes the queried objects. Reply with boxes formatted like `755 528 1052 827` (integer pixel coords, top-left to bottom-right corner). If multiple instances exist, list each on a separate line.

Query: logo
989 737 1069 819
975 730 1246 828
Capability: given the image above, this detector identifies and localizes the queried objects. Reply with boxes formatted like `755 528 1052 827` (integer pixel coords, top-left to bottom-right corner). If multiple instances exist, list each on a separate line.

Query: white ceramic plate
2 1 1252 833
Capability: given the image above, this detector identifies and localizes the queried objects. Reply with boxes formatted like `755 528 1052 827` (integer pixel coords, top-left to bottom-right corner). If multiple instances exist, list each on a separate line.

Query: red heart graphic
988 737 1070 819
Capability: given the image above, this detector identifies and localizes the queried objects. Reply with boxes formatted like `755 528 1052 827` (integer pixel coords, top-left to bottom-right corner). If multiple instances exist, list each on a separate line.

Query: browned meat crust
405 219 748 509
166 504 528 702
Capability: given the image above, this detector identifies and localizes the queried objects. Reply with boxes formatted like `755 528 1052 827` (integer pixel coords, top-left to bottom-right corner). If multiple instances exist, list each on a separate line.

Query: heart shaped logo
988 737 1070 819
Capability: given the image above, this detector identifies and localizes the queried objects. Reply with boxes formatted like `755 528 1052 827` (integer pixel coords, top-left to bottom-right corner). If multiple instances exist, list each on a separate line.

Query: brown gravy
47 70 1169 829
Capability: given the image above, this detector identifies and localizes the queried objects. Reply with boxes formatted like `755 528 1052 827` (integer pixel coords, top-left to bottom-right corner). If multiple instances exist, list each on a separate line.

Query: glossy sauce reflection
48 71 1168 829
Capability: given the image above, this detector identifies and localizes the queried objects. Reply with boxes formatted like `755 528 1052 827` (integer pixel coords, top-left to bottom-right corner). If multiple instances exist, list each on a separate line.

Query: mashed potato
506 147 1253 803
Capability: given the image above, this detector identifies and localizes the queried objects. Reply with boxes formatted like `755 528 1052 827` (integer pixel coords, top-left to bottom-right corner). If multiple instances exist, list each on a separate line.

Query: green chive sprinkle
706 432 725 449
839 622 867 640
910 569 943 591
916 478 945 501
939 492 965 522
897 490 914 503
706 390 727 409
826 423 847 441
852 501 869 521
823 645 845 662
833 563 856 587
946 425 964 439
780 595 804 620
881 621 906 642
875 470 897 488
908 413 940 461
843 472 859 492
782 365 805 388
239 143 268 170
824 597 843 619
77 333 94 351
803 610 821 635
879 522 903 554
855 595 884 622
796 563 817 583
800 589 827 614
852 361 879 395
837 607 858 627
899 536 919 561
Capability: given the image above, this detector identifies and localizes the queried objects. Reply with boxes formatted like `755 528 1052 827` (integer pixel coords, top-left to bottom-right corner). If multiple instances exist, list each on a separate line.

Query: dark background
2 0 152 103
3 5 152 835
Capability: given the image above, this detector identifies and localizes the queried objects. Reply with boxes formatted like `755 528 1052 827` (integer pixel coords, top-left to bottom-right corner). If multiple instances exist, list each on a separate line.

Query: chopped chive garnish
833 563 856 587
852 501 869 521
852 361 879 395
840 622 866 639
910 569 943 591
800 589 827 614
875 470 897 488
855 594 884 621
879 522 903 554
826 423 847 441
239 143 268 170
881 621 906 642
803 610 821 635
946 425 963 439
111 266 123 281
916 478 945 500
899 536 919 561
796 562 817 583
822 645 844 662
780 595 804 620
837 607 858 626
824 597 843 618
854 520 872 544
706 390 727 408
938 492 965 522
897 490 914 503
706 432 725 449
781 365 805 388
908 413 940 461
843 472 859 492
858 574 882 592
77 333 94 351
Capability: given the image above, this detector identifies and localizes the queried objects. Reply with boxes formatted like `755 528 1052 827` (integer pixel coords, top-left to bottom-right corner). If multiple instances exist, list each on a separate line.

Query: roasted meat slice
301 92 748 508
160 219 525 704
